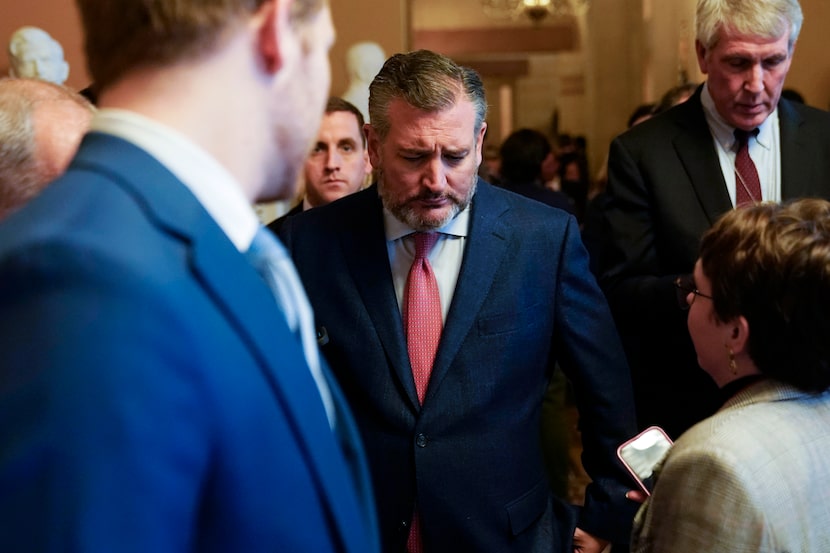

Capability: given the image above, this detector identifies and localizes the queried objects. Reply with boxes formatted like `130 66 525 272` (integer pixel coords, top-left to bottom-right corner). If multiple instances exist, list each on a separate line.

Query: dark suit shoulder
782 97 830 123
279 187 380 245
615 89 707 151
473 180 576 238
266 203 302 234
496 180 575 214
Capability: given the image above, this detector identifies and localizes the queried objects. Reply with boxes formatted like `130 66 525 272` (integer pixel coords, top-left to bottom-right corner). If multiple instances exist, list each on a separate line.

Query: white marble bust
8 26 69 85
341 41 386 123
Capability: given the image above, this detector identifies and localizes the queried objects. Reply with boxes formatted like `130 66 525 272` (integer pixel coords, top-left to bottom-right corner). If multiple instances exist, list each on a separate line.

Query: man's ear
695 39 709 75
366 123 381 169
475 122 488 167
362 148 372 176
254 0 285 75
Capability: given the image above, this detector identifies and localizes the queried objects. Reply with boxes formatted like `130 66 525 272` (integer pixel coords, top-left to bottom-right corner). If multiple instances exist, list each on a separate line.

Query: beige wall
0 1 408 94
1 3 89 90
329 0 409 98
788 0 830 110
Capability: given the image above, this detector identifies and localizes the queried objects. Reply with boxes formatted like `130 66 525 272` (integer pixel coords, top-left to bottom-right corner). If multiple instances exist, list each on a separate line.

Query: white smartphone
616 426 673 496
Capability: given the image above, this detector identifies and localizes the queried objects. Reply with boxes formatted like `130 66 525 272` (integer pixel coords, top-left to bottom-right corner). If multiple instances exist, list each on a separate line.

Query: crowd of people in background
1 0 829 552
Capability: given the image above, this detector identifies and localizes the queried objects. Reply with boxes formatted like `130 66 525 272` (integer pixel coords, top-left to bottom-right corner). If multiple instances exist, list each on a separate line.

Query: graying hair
696 0 803 52
368 49 487 141
0 79 92 217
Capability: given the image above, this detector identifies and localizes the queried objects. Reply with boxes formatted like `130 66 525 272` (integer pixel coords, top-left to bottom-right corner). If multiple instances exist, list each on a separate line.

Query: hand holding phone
617 426 673 496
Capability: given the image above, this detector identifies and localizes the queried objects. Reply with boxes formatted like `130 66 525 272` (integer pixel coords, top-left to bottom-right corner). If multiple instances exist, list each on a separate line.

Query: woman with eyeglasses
630 198 830 552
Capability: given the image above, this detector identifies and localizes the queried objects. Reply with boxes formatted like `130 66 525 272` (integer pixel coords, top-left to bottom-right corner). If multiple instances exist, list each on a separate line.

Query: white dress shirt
384 204 470 323
701 85 782 206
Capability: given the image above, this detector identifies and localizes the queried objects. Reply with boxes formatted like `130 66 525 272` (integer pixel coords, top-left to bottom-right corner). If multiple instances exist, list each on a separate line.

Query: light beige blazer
632 379 830 553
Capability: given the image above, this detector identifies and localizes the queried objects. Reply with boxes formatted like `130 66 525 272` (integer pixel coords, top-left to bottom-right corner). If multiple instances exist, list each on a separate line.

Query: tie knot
413 232 439 259
733 128 759 147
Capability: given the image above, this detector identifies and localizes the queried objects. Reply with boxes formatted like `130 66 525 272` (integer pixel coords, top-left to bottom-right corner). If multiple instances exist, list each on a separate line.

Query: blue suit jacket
280 182 639 552
0 133 378 553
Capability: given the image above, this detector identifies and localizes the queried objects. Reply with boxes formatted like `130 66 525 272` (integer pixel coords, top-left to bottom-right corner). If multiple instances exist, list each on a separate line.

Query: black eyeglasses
674 275 713 310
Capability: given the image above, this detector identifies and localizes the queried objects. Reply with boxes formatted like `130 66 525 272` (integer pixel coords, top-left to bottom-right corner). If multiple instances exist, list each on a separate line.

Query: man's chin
395 205 458 231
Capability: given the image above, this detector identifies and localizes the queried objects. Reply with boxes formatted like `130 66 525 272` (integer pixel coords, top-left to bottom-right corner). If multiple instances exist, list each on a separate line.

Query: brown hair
325 96 366 146
699 199 830 391
76 0 324 91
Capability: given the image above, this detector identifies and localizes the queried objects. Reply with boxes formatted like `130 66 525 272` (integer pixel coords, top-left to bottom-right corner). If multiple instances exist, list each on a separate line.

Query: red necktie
734 128 761 206
403 232 442 404
403 232 441 553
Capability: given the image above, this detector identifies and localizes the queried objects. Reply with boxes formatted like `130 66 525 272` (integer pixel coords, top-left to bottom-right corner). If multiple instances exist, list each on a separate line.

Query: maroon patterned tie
403 232 441 553
734 128 761 206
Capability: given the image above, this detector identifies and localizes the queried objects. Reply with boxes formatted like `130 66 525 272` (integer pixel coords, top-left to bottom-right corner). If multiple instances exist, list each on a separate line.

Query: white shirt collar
701 84 777 152
90 109 260 251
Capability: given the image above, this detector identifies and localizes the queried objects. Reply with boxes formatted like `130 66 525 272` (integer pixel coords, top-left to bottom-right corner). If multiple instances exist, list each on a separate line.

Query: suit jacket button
416 433 427 448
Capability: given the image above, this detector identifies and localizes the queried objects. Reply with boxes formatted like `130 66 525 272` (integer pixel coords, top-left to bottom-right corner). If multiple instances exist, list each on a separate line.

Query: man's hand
573 527 609 553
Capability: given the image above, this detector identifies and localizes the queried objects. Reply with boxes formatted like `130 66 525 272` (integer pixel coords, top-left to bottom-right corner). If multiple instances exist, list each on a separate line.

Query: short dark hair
325 96 366 147
498 128 550 183
699 199 830 392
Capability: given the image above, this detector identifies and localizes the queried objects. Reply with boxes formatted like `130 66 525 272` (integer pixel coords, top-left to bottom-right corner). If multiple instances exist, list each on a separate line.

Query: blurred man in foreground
0 0 378 551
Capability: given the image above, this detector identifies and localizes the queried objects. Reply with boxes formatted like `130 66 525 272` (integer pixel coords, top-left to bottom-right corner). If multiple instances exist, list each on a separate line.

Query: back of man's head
76 0 325 92
499 128 551 184
0 78 93 218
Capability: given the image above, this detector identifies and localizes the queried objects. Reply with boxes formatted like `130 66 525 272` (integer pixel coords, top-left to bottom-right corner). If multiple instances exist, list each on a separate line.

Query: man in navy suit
280 49 638 553
593 0 830 440
0 0 378 552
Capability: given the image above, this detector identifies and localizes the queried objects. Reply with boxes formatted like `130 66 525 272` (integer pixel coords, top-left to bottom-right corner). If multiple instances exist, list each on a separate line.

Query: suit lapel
778 99 811 199
73 133 371 553
670 91 733 226
424 182 511 404
339 190 420 409
191 227 373 553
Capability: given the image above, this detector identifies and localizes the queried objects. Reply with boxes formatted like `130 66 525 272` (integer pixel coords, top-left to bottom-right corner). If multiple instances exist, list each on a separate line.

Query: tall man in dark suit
280 49 638 553
595 0 830 439
0 0 378 552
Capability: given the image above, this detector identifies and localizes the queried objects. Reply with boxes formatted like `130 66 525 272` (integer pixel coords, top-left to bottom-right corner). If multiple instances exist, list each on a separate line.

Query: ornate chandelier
481 0 590 23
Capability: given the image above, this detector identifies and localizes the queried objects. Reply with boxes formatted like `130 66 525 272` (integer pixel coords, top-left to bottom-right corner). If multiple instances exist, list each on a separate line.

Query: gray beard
378 171 477 232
